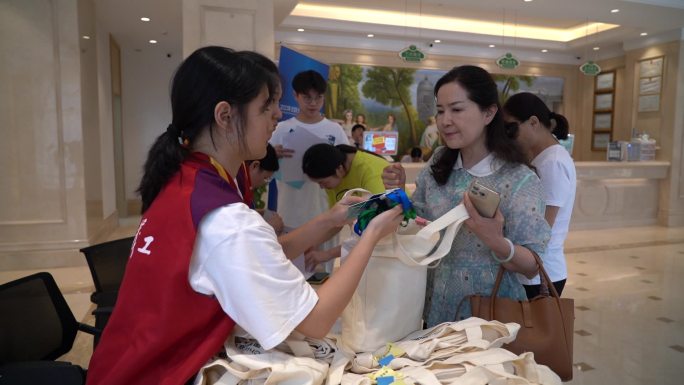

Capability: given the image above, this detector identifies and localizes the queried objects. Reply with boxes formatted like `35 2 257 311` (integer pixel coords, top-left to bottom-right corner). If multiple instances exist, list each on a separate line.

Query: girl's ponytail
138 126 188 213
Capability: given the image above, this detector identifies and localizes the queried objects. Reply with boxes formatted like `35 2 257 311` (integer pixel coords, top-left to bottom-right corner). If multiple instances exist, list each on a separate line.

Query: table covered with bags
194 189 571 384
194 317 561 385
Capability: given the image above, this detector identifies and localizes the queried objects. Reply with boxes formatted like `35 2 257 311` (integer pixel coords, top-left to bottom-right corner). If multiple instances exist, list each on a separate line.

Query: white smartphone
467 181 501 218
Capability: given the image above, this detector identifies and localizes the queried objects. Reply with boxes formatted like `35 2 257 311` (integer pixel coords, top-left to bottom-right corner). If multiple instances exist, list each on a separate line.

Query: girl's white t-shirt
519 144 576 284
188 203 318 350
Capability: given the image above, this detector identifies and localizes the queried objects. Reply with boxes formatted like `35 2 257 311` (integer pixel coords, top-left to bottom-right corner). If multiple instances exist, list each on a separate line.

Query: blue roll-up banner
277 46 329 121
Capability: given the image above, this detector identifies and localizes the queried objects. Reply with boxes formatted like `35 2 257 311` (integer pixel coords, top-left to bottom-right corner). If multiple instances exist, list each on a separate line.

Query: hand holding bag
339 189 470 353
467 252 574 381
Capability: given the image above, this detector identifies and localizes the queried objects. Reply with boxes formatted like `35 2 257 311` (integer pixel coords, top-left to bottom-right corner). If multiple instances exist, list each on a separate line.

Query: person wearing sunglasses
503 92 575 299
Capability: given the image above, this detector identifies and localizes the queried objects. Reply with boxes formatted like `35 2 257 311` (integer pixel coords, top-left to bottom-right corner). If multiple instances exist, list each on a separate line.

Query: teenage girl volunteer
85 47 403 385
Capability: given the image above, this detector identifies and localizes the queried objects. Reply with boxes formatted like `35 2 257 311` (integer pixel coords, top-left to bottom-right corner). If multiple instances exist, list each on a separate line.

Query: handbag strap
486 251 572 365
487 249 561 318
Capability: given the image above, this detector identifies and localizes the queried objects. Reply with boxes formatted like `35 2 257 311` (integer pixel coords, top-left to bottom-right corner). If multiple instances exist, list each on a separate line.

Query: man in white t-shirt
270 70 349 273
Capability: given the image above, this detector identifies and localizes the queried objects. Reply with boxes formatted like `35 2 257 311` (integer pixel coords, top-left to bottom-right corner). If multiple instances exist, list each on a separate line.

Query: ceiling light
610 9 619 13
434 39 441 43
524 0 533 2
82 35 90 40
593 46 600 51
297 28 305 32
541 49 548 53
489 44 496 48
367 34 374 37
291 4 619 42
149 39 158 44
141 17 151 22
640 32 648 36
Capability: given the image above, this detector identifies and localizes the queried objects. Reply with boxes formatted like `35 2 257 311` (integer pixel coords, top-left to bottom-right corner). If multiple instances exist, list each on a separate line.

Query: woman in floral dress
383 65 550 326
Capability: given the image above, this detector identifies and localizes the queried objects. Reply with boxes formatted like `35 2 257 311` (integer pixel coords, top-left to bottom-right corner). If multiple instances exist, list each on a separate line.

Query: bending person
302 143 389 270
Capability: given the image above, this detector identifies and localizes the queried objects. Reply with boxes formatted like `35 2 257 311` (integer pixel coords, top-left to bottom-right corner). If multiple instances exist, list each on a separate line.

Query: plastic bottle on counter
637 134 656 161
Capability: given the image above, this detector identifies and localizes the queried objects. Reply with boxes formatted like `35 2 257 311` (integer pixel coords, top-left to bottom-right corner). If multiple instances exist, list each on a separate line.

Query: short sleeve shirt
188 203 318 350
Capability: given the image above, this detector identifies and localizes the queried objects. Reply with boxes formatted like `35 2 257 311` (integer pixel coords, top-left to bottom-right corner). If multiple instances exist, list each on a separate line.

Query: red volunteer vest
86 153 243 385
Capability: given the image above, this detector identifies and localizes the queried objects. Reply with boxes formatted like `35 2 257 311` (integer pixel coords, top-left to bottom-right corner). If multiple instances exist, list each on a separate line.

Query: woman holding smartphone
503 92 575 298
382 65 550 326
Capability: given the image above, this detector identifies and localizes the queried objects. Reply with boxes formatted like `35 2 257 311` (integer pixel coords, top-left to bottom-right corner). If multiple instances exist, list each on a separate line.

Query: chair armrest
78 322 102 337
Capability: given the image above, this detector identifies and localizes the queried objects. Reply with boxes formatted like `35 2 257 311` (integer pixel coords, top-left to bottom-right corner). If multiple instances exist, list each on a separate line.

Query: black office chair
0 272 100 385
79 236 133 345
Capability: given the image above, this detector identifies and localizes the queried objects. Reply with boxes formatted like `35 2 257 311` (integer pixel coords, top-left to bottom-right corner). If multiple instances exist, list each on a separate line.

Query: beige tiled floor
2 221 684 383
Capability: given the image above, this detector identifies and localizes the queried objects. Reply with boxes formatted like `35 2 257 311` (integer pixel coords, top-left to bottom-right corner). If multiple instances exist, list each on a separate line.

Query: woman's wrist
490 237 515 263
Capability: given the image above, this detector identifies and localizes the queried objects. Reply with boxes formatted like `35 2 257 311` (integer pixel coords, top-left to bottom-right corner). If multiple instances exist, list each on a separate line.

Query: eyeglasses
300 94 324 104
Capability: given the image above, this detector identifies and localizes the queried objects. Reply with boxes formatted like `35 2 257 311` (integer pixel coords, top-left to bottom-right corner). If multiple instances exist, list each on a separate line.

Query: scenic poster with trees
325 64 564 160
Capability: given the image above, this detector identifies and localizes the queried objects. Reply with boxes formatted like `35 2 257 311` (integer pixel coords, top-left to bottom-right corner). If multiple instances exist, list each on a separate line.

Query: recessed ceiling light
82 35 90 40
524 0 533 2
593 46 600 51
297 28 305 32
541 49 548 53
140 17 150 22
367 34 374 37
434 39 441 43
640 32 648 36
610 9 619 13
149 39 158 44
489 44 496 48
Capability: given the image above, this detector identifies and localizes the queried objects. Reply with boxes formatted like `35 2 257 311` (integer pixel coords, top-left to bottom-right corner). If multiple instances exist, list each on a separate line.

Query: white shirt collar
454 152 504 177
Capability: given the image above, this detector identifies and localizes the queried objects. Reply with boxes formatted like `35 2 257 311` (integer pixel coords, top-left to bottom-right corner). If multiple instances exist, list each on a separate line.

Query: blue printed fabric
411 155 550 327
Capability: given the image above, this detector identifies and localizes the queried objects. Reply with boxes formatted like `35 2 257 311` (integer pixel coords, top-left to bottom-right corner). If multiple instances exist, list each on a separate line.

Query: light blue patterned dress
412 148 550 327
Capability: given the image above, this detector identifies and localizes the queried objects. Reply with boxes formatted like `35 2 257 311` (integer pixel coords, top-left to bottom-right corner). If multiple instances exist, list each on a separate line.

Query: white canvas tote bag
194 334 330 385
339 189 469 353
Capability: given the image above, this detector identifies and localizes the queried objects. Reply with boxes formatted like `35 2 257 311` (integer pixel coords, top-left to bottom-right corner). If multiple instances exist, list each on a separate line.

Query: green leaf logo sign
579 61 602 76
496 53 520 70
399 45 426 63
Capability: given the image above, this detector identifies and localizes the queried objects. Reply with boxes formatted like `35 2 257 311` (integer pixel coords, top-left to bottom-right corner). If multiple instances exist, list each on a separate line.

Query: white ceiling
96 0 684 64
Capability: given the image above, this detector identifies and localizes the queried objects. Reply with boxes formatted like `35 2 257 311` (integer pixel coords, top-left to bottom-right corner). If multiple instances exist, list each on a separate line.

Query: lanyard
208 156 244 200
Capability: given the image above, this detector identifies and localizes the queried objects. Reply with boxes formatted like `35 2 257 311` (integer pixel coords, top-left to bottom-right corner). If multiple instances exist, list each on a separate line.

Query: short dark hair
410 147 422 158
302 144 355 178
250 143 279 172
292 70 326 95
351 124 366 133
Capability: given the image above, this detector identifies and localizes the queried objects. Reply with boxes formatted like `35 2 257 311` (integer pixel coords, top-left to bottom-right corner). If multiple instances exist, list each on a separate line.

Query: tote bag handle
395 204 469 267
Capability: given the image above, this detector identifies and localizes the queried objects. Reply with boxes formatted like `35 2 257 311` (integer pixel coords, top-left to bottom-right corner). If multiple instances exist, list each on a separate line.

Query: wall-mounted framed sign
595 71 614 91
591 70 615 151
592 132 611 151
637 56 664 112
594 93 613 111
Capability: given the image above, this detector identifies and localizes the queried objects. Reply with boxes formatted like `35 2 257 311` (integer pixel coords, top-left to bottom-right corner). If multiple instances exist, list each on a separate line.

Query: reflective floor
2 221 683 384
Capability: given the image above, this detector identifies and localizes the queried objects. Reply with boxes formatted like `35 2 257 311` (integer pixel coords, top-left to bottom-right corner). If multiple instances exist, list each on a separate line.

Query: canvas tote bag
467 252 574 381
339 189 469 353
194 333 331 385
345 318 559 385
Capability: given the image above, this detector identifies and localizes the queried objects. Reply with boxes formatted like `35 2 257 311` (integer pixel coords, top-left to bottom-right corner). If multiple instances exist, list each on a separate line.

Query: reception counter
572 161 669 229
402 161 671 230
